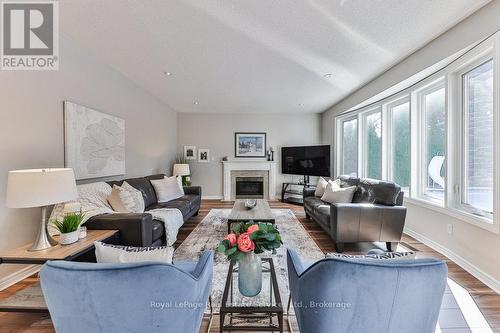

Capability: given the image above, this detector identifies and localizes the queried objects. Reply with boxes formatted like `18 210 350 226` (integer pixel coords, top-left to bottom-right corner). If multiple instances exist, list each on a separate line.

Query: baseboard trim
405 228 500 294
0 265 41 291
202 195 223 200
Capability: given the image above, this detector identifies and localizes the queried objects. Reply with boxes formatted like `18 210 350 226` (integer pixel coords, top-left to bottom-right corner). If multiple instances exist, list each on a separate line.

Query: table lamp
6 168 78 251
173 163 190 186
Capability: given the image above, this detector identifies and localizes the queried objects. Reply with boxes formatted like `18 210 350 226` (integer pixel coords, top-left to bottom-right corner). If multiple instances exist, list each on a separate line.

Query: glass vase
238 251 262 297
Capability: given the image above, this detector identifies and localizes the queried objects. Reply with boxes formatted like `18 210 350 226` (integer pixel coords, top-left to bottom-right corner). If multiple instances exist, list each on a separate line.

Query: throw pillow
150 176 184 203
314 177 328 197
314 177 340 197
320 184 356 204
107 182 145 213
94 241 174 263
107 186 128 213
325 252 417 260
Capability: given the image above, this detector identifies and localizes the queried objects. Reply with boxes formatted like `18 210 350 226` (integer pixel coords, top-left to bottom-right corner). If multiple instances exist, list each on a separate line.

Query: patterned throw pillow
94 241 174 263
107 181 145 213
326 252 417 260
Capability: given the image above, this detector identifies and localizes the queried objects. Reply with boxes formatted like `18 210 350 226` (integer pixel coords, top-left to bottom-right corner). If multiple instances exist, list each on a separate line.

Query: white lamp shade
6 168 78 208
173 164 190 177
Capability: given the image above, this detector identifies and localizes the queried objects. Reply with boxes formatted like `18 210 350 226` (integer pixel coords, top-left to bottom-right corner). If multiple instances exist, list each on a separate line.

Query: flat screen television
281 145 330 177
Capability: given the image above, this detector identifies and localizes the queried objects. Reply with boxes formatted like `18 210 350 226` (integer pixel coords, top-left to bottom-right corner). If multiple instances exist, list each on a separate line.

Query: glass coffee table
220 258 283 332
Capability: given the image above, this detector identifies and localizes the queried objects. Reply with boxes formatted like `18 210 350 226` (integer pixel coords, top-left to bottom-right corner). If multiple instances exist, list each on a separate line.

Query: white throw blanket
49 181 184 246
147 208 184 246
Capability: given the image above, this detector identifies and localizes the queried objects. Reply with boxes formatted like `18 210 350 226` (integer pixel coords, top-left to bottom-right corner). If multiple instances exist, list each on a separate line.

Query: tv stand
281 180 315 205
299 175 310 186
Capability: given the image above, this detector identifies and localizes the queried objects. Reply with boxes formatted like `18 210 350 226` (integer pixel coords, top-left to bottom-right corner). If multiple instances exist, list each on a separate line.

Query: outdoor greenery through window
335 33 499 230
390 100 410 191
341 118 358 176
365 111 382 179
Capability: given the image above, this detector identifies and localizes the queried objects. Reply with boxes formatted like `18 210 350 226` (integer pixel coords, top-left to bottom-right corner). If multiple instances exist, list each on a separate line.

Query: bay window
334 32 499 233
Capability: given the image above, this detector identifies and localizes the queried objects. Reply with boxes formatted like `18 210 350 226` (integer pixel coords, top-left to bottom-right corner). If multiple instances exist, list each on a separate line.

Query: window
334 32 499 233
419 83 446 201
341 118 358 176
389 98 410 192
462 60 494 215
364 110 382 179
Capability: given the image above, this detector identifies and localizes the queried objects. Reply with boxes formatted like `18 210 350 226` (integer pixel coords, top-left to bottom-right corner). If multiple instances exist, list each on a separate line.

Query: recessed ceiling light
163 71 173 76
193 101 199 105
323 73 333 78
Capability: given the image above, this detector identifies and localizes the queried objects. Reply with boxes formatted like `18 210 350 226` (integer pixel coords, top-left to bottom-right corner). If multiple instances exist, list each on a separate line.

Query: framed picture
184 146 197 160
64 101 125 180
198 148 210 163
235 132 266 158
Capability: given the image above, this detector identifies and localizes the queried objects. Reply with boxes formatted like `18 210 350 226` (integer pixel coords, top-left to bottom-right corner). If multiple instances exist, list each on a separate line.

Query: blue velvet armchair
40 251 213 333
287 249 447 333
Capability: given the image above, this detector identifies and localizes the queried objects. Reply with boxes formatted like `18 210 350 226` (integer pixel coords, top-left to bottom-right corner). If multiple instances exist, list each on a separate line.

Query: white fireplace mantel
222 161 277 201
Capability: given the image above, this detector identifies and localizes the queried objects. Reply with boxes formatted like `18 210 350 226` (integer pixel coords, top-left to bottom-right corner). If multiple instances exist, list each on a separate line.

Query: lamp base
28 206 57 251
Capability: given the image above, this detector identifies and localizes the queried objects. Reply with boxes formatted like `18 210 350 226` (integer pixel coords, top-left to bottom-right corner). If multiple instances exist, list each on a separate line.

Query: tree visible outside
366 112 381 179
392 103 410 187
342 119 358 175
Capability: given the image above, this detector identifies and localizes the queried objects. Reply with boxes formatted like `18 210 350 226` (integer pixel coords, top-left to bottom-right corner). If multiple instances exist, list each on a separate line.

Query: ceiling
60 0 490 113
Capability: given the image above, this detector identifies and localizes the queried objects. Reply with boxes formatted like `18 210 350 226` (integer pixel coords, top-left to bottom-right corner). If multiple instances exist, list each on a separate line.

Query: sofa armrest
84 213 153 247
303 187 316 198
330 203 407 241
184 185 202 196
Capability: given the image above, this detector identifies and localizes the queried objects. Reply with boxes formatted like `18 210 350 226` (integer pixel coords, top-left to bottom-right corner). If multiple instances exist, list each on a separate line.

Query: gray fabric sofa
303 175 406 252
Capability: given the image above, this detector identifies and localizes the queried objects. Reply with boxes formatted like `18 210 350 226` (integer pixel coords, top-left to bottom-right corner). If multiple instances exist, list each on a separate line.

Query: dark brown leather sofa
85 174 201 247
303 175 406 252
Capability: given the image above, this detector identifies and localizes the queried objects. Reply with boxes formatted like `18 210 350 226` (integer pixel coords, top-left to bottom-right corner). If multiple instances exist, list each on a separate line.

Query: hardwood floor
1 200 499 332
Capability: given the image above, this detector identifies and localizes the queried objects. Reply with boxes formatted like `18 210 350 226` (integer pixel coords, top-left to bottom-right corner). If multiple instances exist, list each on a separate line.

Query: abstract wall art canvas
64 101 125 180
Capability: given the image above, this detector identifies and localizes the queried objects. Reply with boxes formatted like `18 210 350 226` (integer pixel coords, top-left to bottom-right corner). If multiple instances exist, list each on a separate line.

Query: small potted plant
52 212 83 245
217 222 282 297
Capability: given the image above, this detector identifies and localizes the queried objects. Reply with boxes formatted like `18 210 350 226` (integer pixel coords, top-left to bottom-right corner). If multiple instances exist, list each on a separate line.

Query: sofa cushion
147 199 191 217
108 177 158 208
321 184 356 204
150 176 184 203
304 196 326 211
325 251 416 261
107 182 145 213
354 178 401 206
94 241 173 263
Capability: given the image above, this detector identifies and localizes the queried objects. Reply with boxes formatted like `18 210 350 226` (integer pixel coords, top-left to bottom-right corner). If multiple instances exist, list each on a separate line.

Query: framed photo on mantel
235 132 266 158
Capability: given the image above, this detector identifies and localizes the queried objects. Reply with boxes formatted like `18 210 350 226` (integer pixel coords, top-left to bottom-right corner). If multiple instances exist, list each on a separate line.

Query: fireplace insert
235 177 264 199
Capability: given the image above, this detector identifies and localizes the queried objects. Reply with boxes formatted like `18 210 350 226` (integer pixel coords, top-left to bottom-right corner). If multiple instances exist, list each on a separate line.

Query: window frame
336 115 359 177
360 106 383 179
413 78 447 205
386 94 411 194
446 37 499 231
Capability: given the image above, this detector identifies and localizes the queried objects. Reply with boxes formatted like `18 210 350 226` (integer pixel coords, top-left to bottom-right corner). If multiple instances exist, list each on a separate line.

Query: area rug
173 209 324 311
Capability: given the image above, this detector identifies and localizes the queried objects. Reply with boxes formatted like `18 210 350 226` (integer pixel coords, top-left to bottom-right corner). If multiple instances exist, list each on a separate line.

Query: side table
0 229 119 312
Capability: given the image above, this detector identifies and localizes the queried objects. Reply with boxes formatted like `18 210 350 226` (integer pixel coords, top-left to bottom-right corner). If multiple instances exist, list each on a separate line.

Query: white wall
321 0 500 291
0 37 177 287
177 112 322 198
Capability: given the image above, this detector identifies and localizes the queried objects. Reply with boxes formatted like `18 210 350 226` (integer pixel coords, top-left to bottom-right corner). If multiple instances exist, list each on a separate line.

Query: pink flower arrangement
217 222 282 261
